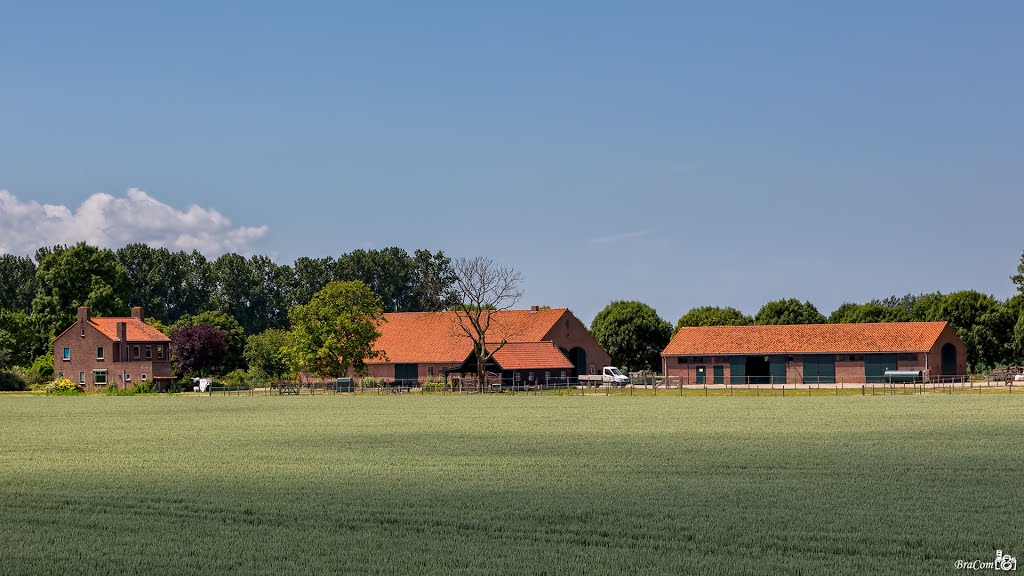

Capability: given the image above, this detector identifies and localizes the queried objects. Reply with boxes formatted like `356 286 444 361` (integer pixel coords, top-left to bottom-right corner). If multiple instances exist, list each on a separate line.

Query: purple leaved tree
171 324 228 376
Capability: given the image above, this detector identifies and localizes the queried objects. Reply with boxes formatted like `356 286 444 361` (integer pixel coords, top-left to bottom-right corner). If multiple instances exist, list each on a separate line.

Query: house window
133 346 140 359
124 373 132 382
79 371 85 385
141 373 147 381
80 327 85 337
94 370 107 385
62 347 71 361
96 346 105 360
145 345 152 359
428 367 434 378
157 346 164 359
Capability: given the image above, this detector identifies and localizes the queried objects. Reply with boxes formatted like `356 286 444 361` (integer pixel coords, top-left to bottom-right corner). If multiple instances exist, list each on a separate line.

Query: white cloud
0 188 268 256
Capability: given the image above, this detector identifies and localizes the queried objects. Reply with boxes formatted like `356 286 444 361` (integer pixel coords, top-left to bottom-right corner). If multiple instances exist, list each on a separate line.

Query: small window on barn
63 347 71 361
428 367 434 378
145 345 152 359
899 353 919 362
677 357 686 364
96 346 104 360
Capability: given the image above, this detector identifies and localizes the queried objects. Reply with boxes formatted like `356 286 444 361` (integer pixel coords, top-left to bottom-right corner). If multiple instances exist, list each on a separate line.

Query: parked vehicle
577 366 630 385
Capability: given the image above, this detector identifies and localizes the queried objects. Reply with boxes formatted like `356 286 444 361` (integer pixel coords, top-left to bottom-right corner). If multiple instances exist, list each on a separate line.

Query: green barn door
695 365 706 384
865 354 897 383
729 357 746 384
395 364 419 383
770 356 787 385
802 355 835 384
713 365 724 384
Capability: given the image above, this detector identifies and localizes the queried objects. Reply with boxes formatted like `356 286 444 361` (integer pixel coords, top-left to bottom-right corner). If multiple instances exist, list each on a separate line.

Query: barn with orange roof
661 322 966 384
364 306 610 383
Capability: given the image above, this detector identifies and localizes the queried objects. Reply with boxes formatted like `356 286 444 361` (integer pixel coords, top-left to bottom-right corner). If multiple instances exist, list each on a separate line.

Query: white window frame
62 347 71 361
94 370 107 385
124 373 132 382
96 346 105 360
79 371 85 385
140 373 147 381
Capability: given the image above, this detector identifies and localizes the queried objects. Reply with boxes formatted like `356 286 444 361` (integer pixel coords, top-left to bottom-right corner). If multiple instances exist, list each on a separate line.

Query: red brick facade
53 307 173 390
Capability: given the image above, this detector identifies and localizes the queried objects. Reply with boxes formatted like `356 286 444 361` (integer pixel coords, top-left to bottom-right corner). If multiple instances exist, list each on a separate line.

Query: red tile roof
90 318 170 342
491 342 574 370
369 309 568 364
663 322 950 356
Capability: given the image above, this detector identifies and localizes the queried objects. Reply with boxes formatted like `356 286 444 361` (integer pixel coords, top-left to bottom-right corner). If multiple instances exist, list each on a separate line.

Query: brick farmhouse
661 322 966 385
356 307 611 383
53 307 173 390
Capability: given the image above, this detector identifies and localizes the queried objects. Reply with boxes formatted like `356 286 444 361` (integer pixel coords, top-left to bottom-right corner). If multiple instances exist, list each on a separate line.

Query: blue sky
2 1 1022 324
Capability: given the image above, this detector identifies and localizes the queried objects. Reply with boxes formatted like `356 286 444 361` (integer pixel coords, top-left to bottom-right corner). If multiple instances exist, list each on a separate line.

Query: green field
1 396 1021 575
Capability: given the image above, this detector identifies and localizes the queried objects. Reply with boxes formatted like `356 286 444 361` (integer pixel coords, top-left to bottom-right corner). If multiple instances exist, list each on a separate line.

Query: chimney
530 305 539 313
130 306 144 321
117 322 127 362
77 306 91 325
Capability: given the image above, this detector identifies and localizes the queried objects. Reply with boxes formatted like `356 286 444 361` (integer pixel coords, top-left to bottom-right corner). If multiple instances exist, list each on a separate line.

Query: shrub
361 377 382 388
223 369 252 387
45 378 83 396
0 371 29 391
30 355 54 382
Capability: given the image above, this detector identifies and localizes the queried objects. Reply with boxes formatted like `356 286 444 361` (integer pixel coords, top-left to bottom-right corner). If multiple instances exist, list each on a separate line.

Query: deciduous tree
170 311 246 373
675 306 751 332
450 257 523 387
32 243 131 339
286 281 386 378
170 324 227 376
753 299 825 325
592 301 672 372
244 328 294 380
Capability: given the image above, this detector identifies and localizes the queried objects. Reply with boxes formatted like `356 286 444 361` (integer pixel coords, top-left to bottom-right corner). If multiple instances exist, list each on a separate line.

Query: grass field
1 395 1021 575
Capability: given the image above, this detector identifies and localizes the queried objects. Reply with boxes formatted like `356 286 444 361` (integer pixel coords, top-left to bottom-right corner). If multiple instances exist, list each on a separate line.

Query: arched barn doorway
941 343 957 376
568 347 587 376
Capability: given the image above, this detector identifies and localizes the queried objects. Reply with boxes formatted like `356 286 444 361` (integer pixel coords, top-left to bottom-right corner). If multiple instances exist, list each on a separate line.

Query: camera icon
995 550 1017 571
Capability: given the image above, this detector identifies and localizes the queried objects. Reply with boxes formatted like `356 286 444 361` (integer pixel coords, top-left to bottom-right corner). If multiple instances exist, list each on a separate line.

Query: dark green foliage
591 301 672 372
828 302 910 323
244 329 293 380
0 254 37 314
675 306 752 333
754 299 826 325
0 371 28 391
32 243 132 339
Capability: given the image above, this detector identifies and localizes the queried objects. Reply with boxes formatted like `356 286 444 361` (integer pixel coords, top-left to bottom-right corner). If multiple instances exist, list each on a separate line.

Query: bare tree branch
449 257 523 389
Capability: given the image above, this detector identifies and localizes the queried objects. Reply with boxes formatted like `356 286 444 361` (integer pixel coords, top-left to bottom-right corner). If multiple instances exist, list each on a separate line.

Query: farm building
52 306 173 390
360 307 610 383
661 322 966 384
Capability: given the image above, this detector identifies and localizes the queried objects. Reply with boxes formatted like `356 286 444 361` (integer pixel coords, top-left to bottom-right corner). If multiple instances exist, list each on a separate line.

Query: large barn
360 307 611 383
661 322 966 384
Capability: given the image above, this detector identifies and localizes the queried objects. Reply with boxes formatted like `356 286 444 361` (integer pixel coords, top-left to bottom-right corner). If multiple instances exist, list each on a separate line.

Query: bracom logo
955 550 1017 571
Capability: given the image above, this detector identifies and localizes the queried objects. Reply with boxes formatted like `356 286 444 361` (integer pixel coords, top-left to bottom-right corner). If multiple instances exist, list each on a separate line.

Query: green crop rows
1 396 1021 575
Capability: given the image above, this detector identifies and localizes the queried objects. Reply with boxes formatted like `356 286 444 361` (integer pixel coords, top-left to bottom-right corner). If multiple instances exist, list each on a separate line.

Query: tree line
591 252 1024 374
0 243 456 387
